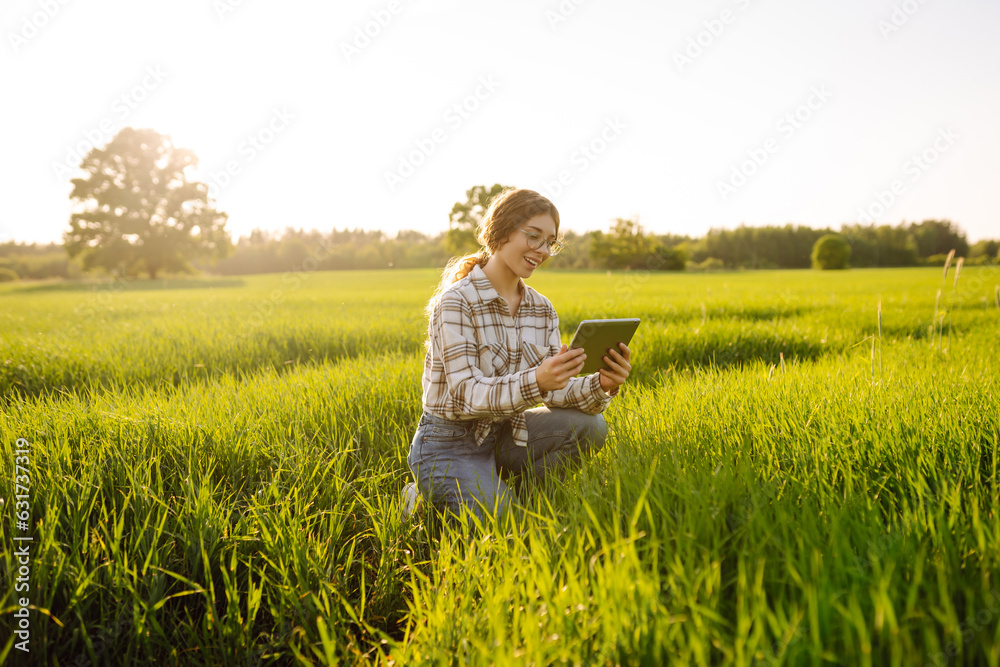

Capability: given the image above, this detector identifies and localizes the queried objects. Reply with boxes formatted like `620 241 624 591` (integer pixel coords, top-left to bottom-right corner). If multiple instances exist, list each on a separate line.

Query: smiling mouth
525 257 540 268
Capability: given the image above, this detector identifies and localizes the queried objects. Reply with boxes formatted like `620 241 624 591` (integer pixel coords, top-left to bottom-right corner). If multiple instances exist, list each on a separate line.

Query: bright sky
2 0 998 246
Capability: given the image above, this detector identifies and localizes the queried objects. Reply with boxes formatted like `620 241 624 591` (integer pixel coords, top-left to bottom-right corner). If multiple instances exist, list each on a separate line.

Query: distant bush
922 253 951 266
740 259 779 270
970 239 999 262
811 234 851 270
687 257 726 272
649 245 688 271
0 244 84 280
964 254 996 266
0 267 19 282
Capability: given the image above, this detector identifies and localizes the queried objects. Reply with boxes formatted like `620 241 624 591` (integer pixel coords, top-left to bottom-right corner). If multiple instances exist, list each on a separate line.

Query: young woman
404 188 632 522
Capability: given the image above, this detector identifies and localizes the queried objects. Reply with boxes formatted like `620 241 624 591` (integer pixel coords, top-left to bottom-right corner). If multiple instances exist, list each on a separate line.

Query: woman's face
494 213 558 279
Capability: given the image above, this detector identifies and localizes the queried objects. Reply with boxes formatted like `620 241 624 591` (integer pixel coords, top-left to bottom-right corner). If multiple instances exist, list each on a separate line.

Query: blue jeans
406 407 608 522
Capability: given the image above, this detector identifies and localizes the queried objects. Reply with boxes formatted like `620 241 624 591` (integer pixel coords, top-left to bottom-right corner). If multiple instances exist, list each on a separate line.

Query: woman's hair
423 188 561 328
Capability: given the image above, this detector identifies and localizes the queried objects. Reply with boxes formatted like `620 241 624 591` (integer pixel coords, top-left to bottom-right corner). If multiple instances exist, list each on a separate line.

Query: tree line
1 127 997 282
3 216 997 282
679 219 998 270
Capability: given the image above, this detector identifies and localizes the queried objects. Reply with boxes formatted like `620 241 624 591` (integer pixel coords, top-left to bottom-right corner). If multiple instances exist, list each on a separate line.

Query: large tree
64 127 231 279
589 217 659 270
446 184 511 256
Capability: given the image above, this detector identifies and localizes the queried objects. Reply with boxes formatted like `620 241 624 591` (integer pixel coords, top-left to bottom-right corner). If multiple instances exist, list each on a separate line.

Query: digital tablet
568 318 640 376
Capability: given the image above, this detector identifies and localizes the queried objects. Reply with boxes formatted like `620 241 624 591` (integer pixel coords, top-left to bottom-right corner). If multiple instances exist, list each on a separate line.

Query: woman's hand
598 342 631 396
535 344 585 393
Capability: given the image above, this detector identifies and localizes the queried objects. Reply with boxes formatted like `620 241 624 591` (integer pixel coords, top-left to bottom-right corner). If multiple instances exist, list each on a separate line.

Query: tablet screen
567 318 640 376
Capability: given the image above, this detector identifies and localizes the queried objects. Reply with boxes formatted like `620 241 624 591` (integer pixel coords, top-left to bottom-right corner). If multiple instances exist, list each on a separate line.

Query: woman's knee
442 484 510 523
592 413 608 451
418 468 509 521
573 412 607 454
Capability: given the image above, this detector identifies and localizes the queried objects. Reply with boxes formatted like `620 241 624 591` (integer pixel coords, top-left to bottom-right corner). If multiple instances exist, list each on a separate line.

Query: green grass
1 266 999 665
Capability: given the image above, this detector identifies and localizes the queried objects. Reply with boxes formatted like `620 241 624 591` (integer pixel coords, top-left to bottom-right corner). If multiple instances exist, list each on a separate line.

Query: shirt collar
470 263 531 307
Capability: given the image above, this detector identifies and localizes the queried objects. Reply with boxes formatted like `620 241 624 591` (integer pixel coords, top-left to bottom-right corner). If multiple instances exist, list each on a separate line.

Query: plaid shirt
421 264 617 449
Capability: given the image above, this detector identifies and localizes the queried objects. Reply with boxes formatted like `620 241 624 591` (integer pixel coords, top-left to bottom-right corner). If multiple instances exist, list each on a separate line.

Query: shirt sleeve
431 292 544 418
541 307 615 415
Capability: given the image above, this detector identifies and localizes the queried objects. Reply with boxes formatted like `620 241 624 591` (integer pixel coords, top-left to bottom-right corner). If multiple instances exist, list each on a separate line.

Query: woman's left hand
598 342 631 396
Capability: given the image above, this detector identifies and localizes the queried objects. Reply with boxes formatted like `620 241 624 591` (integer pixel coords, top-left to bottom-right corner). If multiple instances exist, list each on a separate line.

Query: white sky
2 0 998 245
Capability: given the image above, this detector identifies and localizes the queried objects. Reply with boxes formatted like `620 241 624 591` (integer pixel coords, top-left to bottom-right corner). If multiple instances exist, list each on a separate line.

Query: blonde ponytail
452 248 490 282
421 187 560 352
424 248 489 325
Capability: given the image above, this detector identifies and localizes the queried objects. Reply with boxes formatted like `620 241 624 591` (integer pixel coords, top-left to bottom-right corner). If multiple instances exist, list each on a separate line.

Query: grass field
2 265 999 665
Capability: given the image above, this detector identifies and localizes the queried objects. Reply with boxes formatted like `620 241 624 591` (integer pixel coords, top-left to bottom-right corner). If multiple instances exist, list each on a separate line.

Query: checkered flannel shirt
421 263 617 449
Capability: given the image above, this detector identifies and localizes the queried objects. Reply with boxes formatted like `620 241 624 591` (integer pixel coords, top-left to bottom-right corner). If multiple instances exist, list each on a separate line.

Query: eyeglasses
518 228 563 256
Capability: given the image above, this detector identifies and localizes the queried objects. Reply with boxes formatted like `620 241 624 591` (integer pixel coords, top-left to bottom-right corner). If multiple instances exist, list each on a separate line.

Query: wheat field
1 265 999 665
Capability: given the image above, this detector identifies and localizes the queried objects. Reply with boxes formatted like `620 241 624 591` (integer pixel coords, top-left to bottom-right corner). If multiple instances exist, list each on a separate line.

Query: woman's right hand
535 344 585 393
